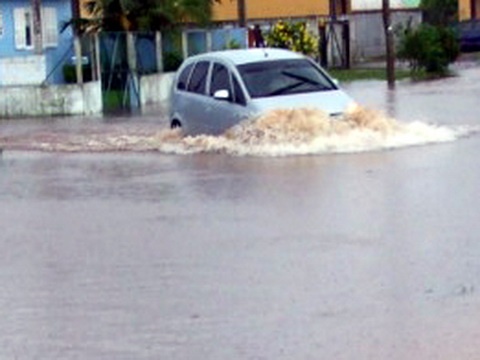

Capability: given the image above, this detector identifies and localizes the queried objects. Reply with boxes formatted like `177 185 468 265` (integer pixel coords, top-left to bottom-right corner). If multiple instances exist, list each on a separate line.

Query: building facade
213 0 421 63
459 0 480 20
0 0 74 85
212 0 331 22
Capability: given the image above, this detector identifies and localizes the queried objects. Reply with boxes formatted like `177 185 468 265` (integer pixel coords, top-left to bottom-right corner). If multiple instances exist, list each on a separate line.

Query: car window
177 63 194 91
210 63 231 96
238 59 336 99
187 61 209 95
232 76 246 106
210 63 246 106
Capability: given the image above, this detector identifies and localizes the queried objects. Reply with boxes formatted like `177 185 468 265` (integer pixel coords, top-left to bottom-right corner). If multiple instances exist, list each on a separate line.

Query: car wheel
171 119 182 129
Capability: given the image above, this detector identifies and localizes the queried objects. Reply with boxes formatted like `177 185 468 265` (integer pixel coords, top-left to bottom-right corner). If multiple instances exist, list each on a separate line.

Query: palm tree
68 0 221 33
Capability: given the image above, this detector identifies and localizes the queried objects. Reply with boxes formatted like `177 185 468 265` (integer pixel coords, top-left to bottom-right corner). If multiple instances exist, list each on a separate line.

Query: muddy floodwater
1 64 480 359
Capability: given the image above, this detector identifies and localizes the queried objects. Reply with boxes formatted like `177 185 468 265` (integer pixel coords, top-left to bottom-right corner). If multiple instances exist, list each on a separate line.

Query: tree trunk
382 0 395 89
237 0 246 28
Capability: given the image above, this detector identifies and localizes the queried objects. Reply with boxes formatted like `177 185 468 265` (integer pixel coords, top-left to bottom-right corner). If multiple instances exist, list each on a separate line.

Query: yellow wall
213 0 330 22
459 0 480 20
77 0 331 22
459 0 470 20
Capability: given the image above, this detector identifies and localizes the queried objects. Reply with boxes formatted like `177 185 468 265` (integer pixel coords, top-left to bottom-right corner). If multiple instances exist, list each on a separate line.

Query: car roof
184 48 305 66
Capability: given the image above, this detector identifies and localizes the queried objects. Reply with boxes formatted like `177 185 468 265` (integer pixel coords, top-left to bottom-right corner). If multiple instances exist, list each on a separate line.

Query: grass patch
328 68 412 82
103 90 127 111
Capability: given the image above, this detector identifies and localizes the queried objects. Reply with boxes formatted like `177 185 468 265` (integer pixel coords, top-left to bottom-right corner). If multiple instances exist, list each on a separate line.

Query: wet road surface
1 65 480 359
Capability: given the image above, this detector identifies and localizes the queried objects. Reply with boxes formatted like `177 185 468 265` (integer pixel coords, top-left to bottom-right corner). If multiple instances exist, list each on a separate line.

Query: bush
63 64 93 83
163 51 183 72
397 24 459 75
421 0 458 27
224 39 241 50
265 21 318 58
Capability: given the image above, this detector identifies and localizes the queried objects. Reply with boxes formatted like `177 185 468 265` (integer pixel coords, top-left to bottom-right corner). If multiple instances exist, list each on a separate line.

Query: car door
207 62 251 135
178 60 211 134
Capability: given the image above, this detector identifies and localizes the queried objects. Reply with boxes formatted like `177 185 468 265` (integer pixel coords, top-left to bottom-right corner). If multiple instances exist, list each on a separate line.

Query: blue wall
0 0 73 84
186 28 247 56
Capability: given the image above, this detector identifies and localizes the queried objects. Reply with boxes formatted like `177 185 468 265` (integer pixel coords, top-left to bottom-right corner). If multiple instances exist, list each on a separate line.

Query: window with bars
13 7 58 50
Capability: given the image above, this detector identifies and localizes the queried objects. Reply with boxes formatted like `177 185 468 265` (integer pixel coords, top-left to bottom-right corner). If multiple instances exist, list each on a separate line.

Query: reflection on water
1 68 480 360
0 106 473 156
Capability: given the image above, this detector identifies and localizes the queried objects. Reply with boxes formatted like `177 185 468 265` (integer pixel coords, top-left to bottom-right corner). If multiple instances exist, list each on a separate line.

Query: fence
66 28 247 112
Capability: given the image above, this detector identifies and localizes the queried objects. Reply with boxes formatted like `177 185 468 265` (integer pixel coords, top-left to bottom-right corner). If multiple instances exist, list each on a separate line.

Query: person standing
252 24 265 47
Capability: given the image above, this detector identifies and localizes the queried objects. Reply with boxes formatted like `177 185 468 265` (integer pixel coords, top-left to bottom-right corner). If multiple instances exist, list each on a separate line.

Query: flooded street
1 65 480 359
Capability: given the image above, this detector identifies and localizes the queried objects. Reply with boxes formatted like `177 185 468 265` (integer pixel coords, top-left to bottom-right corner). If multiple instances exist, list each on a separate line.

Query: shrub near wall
63 64 93 83
266 21 318 58
397 24 459 74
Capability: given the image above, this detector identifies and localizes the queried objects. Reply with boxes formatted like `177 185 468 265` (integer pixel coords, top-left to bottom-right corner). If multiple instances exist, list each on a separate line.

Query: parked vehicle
170 48 355 135
457 20 480 52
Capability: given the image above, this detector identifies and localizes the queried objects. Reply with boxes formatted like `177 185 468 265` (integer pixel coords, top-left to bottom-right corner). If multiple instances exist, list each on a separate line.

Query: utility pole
31 0 43 54
382 0 395 89
237 0 246 28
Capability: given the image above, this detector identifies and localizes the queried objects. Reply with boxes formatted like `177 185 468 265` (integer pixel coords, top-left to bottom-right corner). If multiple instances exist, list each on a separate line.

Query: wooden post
206 30 213 52
126 32 140 109
31 0 43 54
382 0 395 89
155 32 164 73
74 36 83 84
126 33 137 72
237 0 247 27
181 31 188 59
94 33 101 81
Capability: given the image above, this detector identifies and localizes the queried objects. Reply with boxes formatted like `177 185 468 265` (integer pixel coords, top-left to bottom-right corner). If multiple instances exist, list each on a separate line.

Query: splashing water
164 106 471 156
0 107 473 156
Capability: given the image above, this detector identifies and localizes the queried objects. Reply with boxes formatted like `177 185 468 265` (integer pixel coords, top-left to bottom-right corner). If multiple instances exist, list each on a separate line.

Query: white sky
351 0 420 10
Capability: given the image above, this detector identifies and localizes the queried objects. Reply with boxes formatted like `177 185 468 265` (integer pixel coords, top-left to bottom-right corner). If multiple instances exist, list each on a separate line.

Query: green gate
99 32 141 112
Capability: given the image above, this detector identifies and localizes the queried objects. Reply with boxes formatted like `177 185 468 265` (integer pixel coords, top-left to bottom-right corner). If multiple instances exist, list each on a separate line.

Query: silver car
170 48 355 135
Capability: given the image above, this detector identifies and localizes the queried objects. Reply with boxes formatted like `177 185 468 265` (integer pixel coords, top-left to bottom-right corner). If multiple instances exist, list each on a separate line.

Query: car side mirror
213 89 231 101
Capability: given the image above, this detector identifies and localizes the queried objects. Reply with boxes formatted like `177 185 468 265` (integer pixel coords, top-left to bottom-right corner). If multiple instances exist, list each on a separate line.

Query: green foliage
397 24 459 74
163 51 183 72
421 0 457 26
74 0 221 32
265 21 318 57
224 39 241 50
63 64 93 83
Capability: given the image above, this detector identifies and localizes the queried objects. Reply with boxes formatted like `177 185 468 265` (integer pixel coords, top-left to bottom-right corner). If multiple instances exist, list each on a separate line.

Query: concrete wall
350 10 422 61
0 81 102 117
352 0 420 10
139 72 175 107
0 69 174 118
0 55 46 86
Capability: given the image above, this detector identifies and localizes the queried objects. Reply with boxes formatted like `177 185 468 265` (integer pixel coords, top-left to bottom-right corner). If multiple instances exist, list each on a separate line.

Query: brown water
0 106 472 156
1 65 480 359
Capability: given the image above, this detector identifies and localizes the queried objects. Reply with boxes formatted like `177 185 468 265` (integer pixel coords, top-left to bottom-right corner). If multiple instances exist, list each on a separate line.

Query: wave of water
0 107 473 156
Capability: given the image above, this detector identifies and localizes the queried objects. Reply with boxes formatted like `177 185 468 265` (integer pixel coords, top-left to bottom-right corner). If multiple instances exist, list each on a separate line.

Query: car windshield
237 59 336 99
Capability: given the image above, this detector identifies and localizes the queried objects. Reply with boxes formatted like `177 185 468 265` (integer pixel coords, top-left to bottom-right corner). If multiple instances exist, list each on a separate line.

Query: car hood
250 90 354 116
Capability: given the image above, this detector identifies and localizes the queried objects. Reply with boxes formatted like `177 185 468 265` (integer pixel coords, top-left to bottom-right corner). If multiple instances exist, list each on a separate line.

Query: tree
421 0 457 27
396 0 459 75
397 24 459 75
383 0 395 89
68 0 221 33
237 0 246 27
